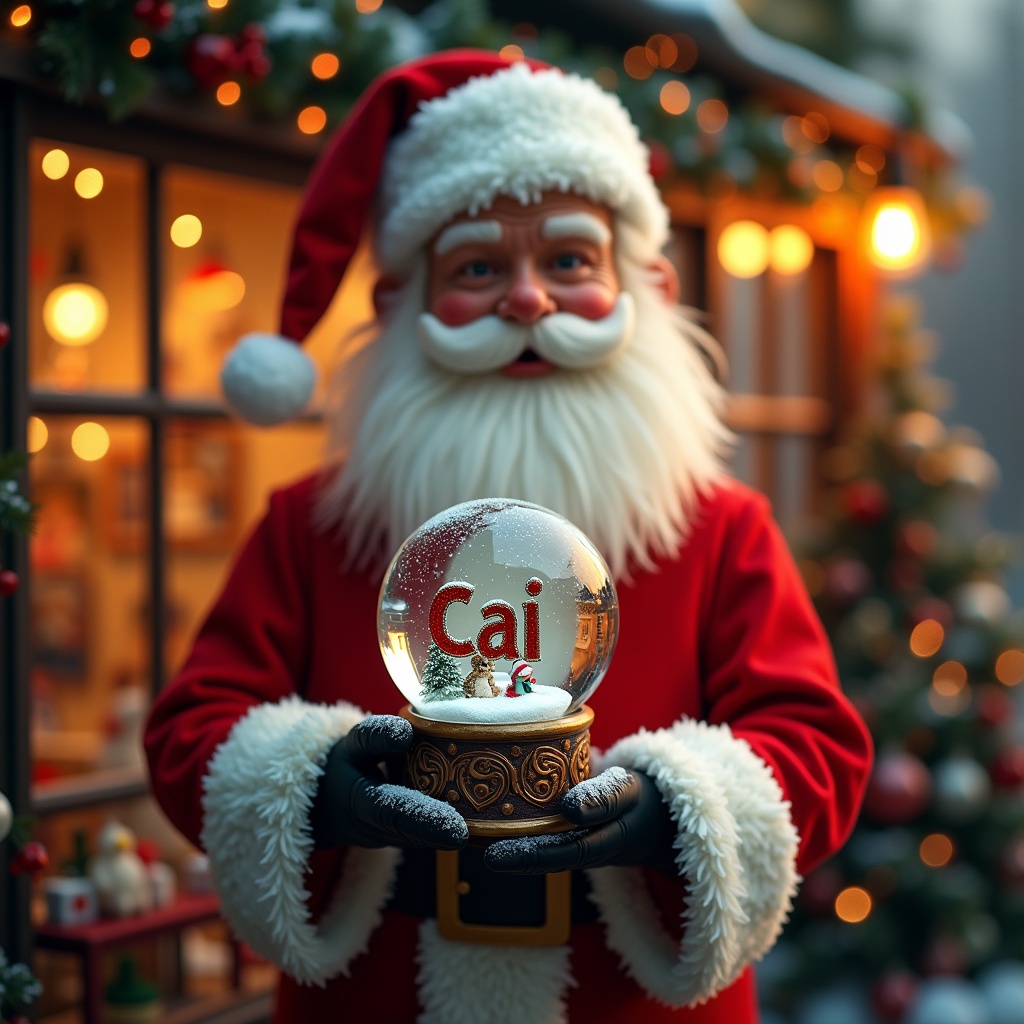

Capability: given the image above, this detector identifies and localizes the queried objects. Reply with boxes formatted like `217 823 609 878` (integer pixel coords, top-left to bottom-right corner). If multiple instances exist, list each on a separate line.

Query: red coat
145 473 871 1023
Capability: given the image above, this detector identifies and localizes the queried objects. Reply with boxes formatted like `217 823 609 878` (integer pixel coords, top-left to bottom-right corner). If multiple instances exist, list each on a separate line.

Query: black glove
309 714 469 852
484 766 676 875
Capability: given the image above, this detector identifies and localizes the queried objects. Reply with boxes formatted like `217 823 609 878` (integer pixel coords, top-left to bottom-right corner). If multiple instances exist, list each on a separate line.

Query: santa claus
145 50 872 1024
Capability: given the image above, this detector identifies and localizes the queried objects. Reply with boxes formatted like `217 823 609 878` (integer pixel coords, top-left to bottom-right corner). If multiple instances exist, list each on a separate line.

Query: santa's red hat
221 49 669 426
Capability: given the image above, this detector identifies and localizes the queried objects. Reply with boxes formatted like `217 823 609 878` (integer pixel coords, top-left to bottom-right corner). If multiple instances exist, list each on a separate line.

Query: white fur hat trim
377 62 669 270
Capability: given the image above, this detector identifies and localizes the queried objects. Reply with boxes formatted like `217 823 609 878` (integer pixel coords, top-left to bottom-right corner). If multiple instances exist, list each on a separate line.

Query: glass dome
377 499 618 725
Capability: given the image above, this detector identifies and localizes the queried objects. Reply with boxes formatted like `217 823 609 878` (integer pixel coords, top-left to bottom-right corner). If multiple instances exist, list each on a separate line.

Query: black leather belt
386 843 599 935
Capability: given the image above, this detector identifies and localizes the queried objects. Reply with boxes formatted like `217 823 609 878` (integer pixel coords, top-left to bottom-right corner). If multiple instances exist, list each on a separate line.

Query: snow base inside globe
395 704 594 837
412 674 573 724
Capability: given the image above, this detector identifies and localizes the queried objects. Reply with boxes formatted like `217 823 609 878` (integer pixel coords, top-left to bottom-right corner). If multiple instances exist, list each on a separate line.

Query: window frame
0 83 313 959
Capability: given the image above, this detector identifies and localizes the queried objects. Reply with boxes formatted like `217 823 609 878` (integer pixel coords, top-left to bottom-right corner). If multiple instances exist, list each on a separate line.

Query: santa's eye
458 260 497 279
551 252 586 272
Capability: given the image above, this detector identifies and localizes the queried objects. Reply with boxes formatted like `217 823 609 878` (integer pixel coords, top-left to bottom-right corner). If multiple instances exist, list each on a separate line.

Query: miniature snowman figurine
506 660 535 698
90 821 153 918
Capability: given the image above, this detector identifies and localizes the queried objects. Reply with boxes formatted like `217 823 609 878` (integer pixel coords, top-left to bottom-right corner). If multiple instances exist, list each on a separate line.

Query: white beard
316 259 733 579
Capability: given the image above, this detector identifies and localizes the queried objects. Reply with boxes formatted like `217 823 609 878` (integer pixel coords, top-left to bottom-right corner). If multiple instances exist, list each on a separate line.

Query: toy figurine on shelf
145 51 872 1023
89 821 153 919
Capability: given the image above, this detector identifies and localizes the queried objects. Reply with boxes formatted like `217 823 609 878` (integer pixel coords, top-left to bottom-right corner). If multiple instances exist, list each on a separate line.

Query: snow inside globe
377 499 618 726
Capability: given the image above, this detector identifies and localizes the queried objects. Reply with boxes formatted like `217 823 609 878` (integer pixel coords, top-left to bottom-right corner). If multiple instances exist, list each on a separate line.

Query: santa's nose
498 271 556 323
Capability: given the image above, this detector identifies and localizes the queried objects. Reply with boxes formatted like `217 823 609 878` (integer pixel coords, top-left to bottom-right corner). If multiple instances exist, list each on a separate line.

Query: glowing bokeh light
867 188 931 275
71 422 111 462
717 220 770 279
623 46 655 80
10 5 31 27
216 82 241 106
130 37 151 58
42 284 109 346
910 619 945 658
355 0 383 11
499 44 524 62
75 168 104 199
835 887 872 923
996 649 1024 686
769 225 814 275
919 834 954 868
932 660 968 697
41 149 70 180
311 53 340 79
297 106 328 134
697 99 728 134
659 81 691 116
27 417 49 454
170 214 203 248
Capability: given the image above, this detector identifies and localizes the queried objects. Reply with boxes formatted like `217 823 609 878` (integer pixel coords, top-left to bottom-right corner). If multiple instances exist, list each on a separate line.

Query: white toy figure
89 821 153 918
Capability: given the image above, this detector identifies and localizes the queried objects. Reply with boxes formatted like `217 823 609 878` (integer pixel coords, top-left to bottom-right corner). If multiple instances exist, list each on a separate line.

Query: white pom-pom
220 333 317 426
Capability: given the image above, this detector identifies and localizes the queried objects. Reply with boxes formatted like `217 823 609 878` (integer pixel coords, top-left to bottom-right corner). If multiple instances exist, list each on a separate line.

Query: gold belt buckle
434 849 571 947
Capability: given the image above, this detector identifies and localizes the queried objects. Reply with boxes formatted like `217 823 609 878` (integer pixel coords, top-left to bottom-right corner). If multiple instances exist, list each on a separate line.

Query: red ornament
842 478 891 525
10 840 50 879
239 22 267 47
0 321 9 348
237 41 272 83
646 139 673 183
862 751 932 825
136 837 161 865
186 34 237 89
871 970 919 1022
990 745 1024 789
977 683 1016 730
134 0 174 29
0 569 19 596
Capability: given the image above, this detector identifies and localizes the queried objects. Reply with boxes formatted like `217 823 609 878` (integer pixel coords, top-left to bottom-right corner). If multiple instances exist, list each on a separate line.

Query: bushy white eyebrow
434 220 503 255
541 213 612 245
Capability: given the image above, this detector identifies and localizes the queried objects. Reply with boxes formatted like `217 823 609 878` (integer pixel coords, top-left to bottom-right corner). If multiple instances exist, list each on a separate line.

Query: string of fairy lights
3 0 987 274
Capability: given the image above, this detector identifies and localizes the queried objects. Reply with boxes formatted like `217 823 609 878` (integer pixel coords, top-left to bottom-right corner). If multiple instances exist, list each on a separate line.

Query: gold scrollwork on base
408 743 449 800
517 745 569 808
570 734 590 785
451 752 515 812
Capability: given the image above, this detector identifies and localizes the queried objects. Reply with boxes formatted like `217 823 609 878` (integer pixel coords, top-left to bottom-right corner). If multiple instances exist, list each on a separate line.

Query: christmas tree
420 642 464 702
759 295 1024 1024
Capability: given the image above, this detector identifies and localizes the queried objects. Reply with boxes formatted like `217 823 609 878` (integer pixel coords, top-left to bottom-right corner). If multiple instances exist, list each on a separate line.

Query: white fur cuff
588 719 799 1007
201 696 400 985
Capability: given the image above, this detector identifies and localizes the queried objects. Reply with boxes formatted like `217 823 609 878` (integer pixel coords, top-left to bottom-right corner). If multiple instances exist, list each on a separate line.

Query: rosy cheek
559 283 618 321
431 291 490 326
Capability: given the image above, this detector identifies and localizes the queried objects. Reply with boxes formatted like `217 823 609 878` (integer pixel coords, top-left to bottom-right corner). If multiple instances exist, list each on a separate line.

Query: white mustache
417 293 635 374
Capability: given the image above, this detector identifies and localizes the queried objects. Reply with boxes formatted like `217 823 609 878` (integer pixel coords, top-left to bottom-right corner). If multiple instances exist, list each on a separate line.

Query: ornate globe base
398 705 594 836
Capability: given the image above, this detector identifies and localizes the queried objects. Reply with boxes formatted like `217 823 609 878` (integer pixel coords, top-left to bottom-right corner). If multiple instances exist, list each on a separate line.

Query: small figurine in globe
378 498 618 838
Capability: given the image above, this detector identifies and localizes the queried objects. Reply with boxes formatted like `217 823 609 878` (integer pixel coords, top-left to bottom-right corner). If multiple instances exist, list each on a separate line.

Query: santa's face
422 193 624 379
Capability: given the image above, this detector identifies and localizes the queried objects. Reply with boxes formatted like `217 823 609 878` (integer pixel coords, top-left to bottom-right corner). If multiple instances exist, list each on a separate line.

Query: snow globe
377 498 618 839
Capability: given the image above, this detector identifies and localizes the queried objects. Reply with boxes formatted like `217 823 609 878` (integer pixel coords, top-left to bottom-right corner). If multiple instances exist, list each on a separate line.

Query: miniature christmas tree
419 642 464 702
759 296 1024 1022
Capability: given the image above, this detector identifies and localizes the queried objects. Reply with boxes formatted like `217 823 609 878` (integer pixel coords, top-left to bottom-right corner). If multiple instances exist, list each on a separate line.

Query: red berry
133 0 156 20
0 321 9 347
990 745 1024 789
842 478 891 525
239 22 267 46
244 52 272 83
871 970 919 1021
0 569 19 596
10 840 50 878
149 1 175 30
186 35 237 89
646 139 673 182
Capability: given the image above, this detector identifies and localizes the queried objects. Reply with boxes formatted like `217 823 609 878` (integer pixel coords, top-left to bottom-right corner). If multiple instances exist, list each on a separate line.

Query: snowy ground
412 682 572 724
